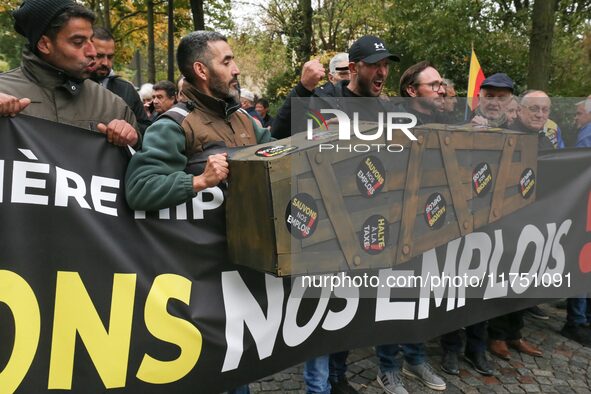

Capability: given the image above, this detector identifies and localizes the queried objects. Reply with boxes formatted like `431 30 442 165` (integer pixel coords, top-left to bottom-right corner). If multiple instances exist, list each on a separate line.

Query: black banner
1 116 590 393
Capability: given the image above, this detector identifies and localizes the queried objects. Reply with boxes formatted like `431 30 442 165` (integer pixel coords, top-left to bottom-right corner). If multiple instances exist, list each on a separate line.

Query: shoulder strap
158 102 190 125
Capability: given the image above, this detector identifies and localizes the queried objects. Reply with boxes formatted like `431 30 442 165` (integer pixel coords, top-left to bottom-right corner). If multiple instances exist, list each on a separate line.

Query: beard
356 75 381 97
209 73 240 102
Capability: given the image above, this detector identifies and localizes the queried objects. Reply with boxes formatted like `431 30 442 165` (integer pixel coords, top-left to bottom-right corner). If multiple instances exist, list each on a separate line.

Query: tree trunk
298 0 313 66
527 0 557 90
167 0 175 82
190 0 205 30
104 0 111 31
147 0 156 83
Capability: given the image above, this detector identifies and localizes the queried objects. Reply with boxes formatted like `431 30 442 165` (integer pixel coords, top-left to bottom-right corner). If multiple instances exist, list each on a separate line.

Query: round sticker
424 192 447 229
519 168 535 199
255 145 298 157
355 155 386 198
472 162 493 197
359 215 389 255
285 193 319 239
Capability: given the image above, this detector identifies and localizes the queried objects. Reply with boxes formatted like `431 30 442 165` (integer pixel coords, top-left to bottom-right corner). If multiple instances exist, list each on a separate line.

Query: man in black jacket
90 27 151 136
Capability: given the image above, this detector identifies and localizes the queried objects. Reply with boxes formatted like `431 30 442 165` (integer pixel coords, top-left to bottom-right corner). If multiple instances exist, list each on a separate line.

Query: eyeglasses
524 105 550 114
333 67 350 77
415 81 447 92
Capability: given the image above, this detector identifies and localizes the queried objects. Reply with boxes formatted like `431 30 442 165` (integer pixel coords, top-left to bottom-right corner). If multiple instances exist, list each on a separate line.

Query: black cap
480 73 514 92
348 35 400 64
12 0 76 50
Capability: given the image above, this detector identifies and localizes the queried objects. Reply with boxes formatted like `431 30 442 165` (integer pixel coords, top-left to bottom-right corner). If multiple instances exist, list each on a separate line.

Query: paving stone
535 377 552 385
518 376 536 384
350 374 370 385
550 378 569 386
568 379 588 388
281 380 302 390
348 364 364 374
360 369 375 380
540 385 559 393
479 388 497 394
517 368 532 376
490 386 510 394
480 376 501 385
499 375 520 384
505 384 526 393
532 369 553 377
555 387 576 394
521 384 541 393
261 381 281 391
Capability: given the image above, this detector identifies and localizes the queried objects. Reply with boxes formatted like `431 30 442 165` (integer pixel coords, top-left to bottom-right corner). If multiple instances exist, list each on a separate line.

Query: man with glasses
328 52 350 85
512 90 562 150
399 61 446 124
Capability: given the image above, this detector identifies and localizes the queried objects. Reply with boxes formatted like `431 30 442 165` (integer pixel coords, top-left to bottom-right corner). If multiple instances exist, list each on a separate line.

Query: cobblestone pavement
250 303 591 393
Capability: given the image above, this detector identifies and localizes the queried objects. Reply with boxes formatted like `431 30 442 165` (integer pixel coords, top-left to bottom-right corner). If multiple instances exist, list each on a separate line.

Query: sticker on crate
472 162 493 197
285 193 319 239
424 192 447 229
519 168 535 199
356 155 386 198
359 214 389 254
255 145 298 157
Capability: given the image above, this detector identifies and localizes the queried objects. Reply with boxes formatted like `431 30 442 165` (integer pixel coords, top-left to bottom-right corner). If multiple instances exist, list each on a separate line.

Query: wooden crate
226 123 537 276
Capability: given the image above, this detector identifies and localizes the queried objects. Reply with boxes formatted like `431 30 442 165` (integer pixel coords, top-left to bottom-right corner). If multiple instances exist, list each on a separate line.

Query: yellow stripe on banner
467 49 483 110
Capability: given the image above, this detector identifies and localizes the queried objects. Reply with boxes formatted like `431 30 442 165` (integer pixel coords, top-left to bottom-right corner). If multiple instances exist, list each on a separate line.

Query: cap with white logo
348 35 400 64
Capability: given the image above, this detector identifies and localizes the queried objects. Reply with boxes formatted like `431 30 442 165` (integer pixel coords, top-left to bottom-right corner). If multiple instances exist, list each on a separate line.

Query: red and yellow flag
467 49 485 110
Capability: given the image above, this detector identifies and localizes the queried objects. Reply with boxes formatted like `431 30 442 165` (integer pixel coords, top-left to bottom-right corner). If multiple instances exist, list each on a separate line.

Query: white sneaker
402 361 446 391
376 369 408 394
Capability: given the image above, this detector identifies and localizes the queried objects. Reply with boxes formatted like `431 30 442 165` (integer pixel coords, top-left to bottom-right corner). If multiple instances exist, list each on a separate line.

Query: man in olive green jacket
125 31 272 212
0 0 139 147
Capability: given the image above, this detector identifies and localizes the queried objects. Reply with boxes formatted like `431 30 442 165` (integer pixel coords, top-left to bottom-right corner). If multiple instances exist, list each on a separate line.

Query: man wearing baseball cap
270 35 399 139
471 72 514 127
0 0 139 147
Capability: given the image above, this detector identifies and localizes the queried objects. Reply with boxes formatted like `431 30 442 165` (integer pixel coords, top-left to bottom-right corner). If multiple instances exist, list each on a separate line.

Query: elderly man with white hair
575 97 591 147
328 52 350 84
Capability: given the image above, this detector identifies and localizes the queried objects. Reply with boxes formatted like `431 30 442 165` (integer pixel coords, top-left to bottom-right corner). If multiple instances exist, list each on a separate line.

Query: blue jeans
304 355 331 394
227 384 249 394
304 351 349 393
566 297 591 326
376 343 426 372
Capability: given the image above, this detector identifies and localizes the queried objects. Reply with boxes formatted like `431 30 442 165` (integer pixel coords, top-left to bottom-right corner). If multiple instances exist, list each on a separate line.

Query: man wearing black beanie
0 0 140 148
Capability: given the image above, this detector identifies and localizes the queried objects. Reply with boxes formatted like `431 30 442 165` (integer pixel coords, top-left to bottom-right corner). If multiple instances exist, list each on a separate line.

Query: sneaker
377 369 408 394
402 362 446 391
561 324 591 347
330 377 359 394
526 305 549 320
464 351 494 376
440 351 459 375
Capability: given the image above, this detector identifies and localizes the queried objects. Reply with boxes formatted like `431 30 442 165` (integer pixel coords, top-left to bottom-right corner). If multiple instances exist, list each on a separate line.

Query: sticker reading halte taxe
356 155 386 198
285 193 319 239
359 215 389 254
255 145 298 157
424 192 447 229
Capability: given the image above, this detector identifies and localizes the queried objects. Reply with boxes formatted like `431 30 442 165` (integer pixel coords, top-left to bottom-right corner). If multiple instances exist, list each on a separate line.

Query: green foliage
0 0 589 100
0 10 27 70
